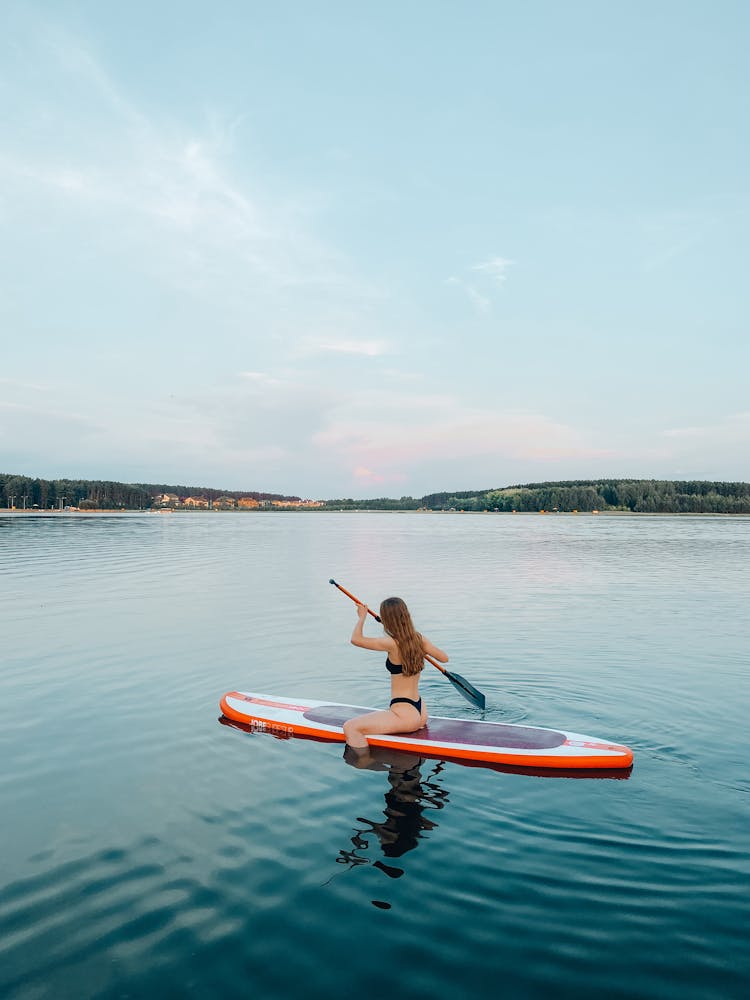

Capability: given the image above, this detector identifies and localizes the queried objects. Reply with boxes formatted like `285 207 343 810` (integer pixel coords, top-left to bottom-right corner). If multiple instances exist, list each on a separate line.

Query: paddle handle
328 578 448 676
329 578 381 622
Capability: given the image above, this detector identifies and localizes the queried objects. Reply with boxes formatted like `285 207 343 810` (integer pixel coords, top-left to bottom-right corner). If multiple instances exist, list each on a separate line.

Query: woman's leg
343 706 422 748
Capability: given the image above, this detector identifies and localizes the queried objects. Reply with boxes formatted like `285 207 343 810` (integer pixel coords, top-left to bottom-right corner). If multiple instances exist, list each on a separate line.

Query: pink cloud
353 465 384 482
315 404 614 485
352 465 407 485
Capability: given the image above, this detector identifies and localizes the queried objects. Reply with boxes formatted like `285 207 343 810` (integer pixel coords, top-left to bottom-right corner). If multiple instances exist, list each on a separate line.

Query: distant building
155 493 180 506
237 497 260 509
214 496 236 509
183 496 209 508
270 499 324 508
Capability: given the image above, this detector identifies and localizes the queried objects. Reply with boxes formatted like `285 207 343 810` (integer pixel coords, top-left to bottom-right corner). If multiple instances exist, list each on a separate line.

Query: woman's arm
350 604 394 652
422 635 449 663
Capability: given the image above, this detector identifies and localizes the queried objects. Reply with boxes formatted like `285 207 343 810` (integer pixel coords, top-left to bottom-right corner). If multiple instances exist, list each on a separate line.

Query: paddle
329 578 486 710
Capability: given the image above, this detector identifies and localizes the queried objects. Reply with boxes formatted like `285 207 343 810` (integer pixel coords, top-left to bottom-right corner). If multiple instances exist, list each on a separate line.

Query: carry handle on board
329 578 486 710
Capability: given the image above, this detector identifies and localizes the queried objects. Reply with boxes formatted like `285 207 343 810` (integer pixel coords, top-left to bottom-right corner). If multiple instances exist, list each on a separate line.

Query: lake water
1 511 748 999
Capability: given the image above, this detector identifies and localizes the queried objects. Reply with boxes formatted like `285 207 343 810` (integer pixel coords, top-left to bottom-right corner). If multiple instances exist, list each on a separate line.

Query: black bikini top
385 657 403 675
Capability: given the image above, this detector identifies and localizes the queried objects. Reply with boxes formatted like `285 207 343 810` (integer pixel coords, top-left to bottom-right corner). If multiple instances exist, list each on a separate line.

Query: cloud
8 354 746 494
5 373 604 497
448 255 513 314
662 426 708 440
238 371 286 387
353 466 388 484
0 23 360 314
472 256 514 284
313 392 614 492
447 276 490 314
594 413 750 480
662 413 750 445
381 369 424 382
0 377 49 392
0 395 109 477
304 338 390 357
638 207 721 272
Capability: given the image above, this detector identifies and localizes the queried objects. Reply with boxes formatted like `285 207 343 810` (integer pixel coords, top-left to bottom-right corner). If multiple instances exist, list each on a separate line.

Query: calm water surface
1 512 748 999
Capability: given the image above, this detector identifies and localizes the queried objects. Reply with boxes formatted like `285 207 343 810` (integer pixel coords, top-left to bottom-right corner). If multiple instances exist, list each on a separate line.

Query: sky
1 1 748 498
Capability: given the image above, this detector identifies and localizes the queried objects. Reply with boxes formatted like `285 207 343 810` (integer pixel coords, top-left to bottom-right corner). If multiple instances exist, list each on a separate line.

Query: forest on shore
2 474 749 513
326 479 750 513
0 474 298 510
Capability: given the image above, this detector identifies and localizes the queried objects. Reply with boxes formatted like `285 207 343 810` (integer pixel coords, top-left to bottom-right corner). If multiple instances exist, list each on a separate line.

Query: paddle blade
446 669 486 710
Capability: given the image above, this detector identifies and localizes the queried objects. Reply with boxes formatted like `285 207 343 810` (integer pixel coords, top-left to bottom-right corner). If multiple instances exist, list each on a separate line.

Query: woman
343 597 449 749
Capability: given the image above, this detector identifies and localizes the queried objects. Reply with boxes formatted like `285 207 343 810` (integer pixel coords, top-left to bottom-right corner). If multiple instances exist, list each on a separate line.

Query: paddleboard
219 691 634 770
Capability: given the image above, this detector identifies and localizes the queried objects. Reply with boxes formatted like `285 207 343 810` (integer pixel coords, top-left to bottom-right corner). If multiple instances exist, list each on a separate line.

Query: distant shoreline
3 476 749 515
2 508 748 518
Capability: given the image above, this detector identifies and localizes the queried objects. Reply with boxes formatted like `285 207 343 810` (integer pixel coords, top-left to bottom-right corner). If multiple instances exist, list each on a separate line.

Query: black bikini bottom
390 696 422 713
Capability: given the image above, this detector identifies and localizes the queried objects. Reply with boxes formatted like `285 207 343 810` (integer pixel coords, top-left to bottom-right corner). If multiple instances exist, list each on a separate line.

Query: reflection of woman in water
339 746 449 874
343 597 449 749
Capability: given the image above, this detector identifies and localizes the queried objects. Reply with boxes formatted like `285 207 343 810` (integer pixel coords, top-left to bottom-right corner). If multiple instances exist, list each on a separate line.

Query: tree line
0 474 298 510
323 496 422 511
3 474 749 513
421 480 750 514
323 480 750 513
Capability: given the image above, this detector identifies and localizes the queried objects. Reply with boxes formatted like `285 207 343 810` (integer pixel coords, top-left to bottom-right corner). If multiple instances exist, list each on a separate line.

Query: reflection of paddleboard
219 691 634 771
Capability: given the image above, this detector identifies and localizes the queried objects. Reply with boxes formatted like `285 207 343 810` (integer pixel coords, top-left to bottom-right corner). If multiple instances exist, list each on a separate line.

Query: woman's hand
350 604 393 651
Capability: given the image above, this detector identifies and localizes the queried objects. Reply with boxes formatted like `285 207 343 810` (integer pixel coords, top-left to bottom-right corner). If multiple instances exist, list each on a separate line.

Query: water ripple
2 513 749 1000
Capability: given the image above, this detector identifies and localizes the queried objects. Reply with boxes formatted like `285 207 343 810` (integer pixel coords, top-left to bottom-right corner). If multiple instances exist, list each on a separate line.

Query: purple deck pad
304 705 566 750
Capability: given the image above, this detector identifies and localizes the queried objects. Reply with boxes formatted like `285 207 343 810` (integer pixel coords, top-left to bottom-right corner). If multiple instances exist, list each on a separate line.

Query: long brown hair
379 597 424 677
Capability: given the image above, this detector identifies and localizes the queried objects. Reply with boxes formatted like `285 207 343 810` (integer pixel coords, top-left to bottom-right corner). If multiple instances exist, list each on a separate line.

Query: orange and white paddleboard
219 691 634 771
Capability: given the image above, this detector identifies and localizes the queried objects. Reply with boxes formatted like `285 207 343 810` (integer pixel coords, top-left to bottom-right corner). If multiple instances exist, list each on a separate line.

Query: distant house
155 493 180 506
270 499 321 507
215 496 236 509
237 497 259 509
183 496 209 508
